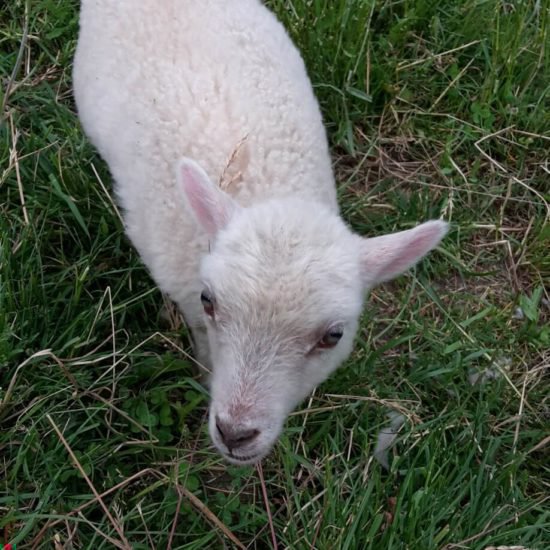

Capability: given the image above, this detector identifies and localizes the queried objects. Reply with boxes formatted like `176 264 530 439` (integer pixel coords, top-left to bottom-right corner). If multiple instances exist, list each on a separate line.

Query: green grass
1 0 548 548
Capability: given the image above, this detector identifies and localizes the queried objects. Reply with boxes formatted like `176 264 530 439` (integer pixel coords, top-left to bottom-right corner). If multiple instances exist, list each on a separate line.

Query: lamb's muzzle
215 417 260 452
212 415 263 464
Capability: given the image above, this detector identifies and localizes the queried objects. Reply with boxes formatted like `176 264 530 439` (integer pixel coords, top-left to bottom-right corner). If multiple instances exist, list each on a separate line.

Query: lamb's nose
215 416 260 451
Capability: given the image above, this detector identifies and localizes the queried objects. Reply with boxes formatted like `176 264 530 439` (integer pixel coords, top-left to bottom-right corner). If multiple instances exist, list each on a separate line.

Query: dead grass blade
174 480 246 549
257 462 278 550
46 414 132 550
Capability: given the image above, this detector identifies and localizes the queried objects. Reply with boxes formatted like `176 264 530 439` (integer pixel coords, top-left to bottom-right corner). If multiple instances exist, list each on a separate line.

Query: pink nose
215 416 260 451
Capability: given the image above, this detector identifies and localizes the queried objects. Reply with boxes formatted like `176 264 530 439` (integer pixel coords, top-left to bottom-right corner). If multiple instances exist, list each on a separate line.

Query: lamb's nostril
215 417 226 439
215 416 260 451
234 428 260 444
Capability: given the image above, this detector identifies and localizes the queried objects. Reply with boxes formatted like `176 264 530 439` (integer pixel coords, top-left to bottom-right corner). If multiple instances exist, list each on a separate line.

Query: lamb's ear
360 220 448 286
177 157 240 237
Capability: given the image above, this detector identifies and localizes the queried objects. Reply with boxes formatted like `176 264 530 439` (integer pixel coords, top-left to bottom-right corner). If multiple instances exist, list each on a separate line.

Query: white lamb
73 0 448 465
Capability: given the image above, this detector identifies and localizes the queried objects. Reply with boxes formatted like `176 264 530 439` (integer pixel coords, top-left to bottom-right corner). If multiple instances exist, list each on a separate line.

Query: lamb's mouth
224 451 262 465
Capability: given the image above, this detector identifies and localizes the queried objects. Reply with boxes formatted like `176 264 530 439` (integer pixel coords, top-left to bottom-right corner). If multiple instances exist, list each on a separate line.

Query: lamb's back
74 0 336 206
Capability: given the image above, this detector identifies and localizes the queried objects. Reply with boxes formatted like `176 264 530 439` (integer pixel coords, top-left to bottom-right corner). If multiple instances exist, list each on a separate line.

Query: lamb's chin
222 451 266 466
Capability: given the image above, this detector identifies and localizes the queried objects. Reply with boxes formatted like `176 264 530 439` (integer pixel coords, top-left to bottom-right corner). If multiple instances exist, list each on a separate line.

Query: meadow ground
1 0 548 548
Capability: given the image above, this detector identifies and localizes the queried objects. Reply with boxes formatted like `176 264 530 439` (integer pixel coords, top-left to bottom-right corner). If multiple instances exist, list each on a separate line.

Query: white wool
73 0 448 465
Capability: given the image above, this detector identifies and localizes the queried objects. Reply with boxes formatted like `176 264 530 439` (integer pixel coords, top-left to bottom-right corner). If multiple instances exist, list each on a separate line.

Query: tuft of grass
1 0 548 548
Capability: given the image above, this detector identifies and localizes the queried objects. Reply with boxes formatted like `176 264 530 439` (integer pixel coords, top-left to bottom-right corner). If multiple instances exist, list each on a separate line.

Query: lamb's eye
200 290 215 317
317 326 344 349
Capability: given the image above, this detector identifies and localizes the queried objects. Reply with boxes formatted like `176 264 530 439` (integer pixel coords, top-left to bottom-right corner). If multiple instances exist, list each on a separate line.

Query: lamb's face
200 202 365 464
177 157 448 464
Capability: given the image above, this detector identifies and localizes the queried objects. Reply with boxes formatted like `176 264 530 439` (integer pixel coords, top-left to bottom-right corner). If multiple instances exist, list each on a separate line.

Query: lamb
73 0 448 465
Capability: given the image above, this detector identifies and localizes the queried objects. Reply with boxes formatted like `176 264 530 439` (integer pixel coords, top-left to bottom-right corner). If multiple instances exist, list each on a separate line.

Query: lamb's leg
178 301 212 385
188 324 212 384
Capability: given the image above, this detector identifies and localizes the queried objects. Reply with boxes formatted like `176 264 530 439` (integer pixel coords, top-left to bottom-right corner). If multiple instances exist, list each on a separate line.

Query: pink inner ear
383 226 442 276
364 220 448 284
178 159 236 237
181 165 219 235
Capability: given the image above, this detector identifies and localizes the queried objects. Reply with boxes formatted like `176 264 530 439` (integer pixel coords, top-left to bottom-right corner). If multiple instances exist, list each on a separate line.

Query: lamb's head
178 158 448 465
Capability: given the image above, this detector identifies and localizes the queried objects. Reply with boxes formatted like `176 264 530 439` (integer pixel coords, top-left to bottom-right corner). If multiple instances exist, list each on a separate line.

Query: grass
1 0 548 548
